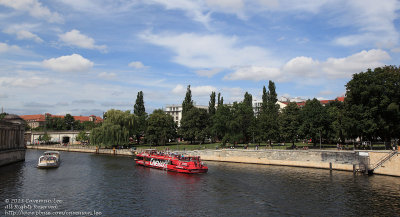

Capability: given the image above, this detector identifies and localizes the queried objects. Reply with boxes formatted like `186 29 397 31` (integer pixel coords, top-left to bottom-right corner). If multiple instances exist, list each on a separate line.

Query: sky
0 0 399 116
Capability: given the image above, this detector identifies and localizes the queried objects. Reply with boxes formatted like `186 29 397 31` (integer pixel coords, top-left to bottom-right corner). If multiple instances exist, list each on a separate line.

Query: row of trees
90 66 400 148
32 114 99 131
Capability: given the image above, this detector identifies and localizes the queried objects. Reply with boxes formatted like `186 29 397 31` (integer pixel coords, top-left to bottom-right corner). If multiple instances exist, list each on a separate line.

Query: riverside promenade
26 145 399 177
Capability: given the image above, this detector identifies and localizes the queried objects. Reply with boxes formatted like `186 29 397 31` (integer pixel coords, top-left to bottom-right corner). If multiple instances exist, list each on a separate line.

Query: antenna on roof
1 106 3 113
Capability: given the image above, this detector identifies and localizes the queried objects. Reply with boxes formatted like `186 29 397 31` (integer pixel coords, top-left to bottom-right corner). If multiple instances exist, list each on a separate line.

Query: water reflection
0 150 399 217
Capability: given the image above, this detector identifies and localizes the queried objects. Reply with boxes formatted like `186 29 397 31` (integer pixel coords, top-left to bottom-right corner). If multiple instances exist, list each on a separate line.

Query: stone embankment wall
182 149 400 177
0 115 26 166
27 145 134 156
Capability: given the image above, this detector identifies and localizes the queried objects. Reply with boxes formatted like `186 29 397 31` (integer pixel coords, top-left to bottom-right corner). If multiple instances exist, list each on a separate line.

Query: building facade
0 115 26 166
20 113 103 129
165 104 208 126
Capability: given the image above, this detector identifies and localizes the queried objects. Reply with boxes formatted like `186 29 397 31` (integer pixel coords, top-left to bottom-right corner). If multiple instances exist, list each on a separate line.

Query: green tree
345 66 400 146
182 85 194 117
0 112 6 120
280 102 300 146
90 109 136 147
82 121 97 131
211 103 231 145
39 132 51 144
64 114 75 130
134 91 147 144
259 81 280 145
326 100 346 143
208 91 216 142
146 109 177 146
179 107 209 144
299 98 329 147
76 131 89 143
209 91 216 116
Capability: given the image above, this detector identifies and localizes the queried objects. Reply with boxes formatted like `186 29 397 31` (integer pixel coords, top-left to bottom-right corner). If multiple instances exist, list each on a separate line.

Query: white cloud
0 42 22 53
172 84 216 96
0 0 63 23
195 68 223 78
224 66 281 81
42 54 94 72
225 49 390 81
322 49 390 78
282 56 319 78
0 76 51 88
140 31 277 69
59 29 107 51
128 61 146 69
4 28 43 43
333 0 400 48
98 72 116 80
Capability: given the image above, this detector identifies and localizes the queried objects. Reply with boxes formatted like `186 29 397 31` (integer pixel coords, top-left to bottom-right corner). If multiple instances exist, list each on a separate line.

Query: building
0 114 26 166
252 99 288 116
20 113 103 129
164 104 208 126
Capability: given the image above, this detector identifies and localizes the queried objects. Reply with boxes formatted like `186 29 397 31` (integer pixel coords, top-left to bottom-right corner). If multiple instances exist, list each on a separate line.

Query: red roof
20 114 103 123
336 97 345 102
20 114 46 122
280 96 346 108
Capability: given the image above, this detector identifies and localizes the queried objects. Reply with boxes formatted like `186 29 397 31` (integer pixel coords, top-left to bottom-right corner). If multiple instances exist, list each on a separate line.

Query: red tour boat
135 149 208 174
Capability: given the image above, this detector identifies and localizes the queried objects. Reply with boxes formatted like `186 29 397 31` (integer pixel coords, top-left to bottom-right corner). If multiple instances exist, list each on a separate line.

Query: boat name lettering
150 159 167 168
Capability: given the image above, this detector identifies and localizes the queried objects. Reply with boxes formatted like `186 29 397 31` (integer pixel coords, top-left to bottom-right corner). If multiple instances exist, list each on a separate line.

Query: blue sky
0 0 399 116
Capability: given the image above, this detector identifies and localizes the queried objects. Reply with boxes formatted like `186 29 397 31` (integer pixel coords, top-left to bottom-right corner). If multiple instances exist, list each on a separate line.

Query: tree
208 92 216 142
280 102 300 146
76 131 89 143
209 91 216 116
90 109 136 147
0 112 8 120
64 114 75 130
179 107 209 144
39 132 51 144
345 66 400 146
217 92 224 108
146 109 177 146
259 80 280 144
182 85 194 117
299 98 329 147
211 103 231 145
326 100 346 143
134 91 147 144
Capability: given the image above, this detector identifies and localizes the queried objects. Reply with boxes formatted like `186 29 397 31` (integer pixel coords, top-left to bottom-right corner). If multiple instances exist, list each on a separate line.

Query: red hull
135 151 208 174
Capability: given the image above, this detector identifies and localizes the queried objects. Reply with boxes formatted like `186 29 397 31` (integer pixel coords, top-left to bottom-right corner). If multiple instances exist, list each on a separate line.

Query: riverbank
27 145 134 156
26 145 399 177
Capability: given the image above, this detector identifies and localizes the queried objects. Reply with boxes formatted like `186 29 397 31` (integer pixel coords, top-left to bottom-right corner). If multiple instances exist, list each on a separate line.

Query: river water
1 150 399 217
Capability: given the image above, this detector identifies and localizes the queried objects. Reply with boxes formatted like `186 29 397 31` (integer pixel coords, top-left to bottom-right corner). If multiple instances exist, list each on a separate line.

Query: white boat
37 151 60 168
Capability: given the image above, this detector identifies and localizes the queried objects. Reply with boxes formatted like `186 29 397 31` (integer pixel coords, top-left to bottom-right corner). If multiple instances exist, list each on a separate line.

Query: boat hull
135 159 208 174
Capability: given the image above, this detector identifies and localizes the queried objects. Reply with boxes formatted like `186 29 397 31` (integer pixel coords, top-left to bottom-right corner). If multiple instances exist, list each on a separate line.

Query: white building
166 101 287 126
165 104 208 126
252 99 287 116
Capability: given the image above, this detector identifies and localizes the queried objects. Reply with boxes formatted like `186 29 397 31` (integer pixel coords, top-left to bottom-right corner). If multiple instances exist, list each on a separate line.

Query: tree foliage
147 109 177 146
259 81 280 144
182 85 194 117
299 98 329 145
134 91 147 144
179 107 209 144
345 66 400 143
76 131 89 142
280 102 300 145
90 109 136 147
